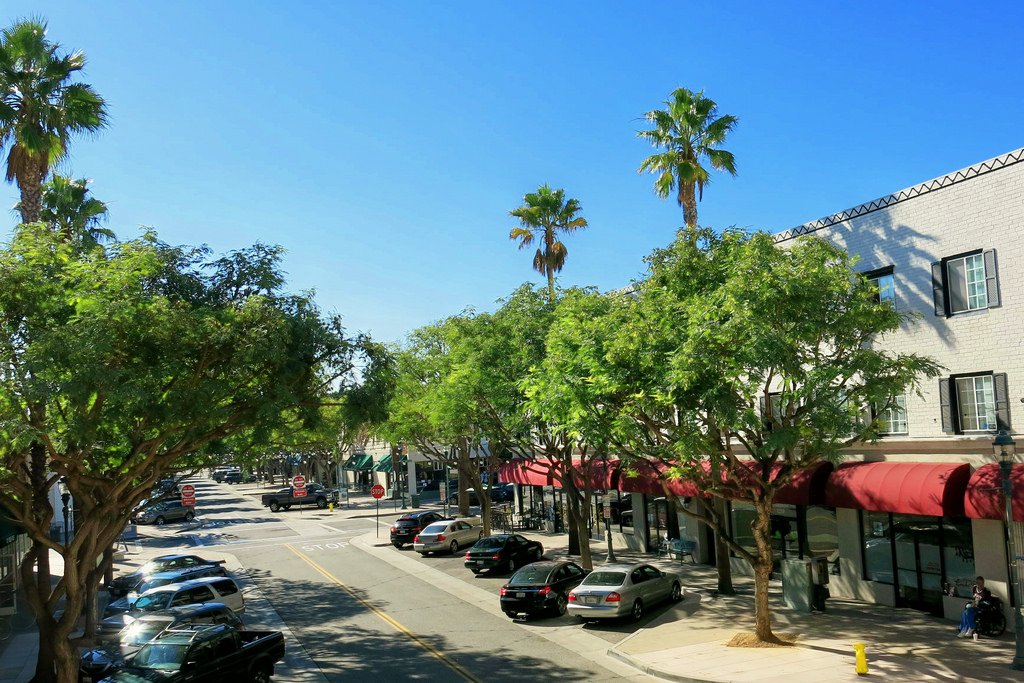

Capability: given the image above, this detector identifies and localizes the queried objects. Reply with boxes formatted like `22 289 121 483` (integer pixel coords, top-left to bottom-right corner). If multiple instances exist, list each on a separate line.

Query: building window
862 510 893 584
931 250 999 317
864 266 895 306
940 373 1010 434
876 395 908 435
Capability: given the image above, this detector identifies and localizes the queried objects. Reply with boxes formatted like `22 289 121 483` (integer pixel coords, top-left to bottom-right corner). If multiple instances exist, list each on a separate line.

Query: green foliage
20 175 113 246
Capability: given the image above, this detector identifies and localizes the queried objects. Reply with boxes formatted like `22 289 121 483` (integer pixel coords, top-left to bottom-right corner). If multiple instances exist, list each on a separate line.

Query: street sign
292 475 306 489
370 484 386 499
438 482 447 498
180 484 195 498
293 487 307 497
182 496 196 506
603 502 612 520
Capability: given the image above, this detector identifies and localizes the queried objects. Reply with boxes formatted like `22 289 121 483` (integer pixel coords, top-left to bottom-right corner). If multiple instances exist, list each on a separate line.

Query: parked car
389 511 447 548
567 563 682 622
445 485 513 507
464 534 544 574
261 483 339 512
109 555 224 598
83 603 243 681
223 470 243 484
104 565 230 617
122 576 246 617
101 623 284 683
499 560 590 619
211 466 240 482
132 500 195 525
413 518 484 555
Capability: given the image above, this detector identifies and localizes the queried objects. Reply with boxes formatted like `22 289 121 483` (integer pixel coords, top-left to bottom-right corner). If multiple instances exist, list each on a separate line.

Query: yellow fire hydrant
328 502 335 512
853 642 868 675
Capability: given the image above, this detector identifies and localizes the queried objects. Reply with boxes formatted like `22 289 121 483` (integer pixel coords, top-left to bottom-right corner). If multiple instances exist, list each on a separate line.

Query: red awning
824 462 971 517
499 458 619 490
617 460 832 505
964 463 1024 522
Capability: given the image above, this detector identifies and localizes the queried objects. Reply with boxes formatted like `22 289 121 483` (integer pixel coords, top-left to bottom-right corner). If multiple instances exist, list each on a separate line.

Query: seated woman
958 576 992 638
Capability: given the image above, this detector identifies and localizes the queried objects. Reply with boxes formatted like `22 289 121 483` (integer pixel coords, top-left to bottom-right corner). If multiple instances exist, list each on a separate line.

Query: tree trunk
751 497 778 643
576 493 593 570
546 269 556 305
18 171 45 224
52 632 80 683
457 446 470 518
713 498 734 595
678 183 698 230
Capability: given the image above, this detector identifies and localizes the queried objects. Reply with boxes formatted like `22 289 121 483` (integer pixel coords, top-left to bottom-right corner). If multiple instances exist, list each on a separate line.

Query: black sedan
464 534 544 574
108 555 223 598
500 560 590 619
390 511 447 548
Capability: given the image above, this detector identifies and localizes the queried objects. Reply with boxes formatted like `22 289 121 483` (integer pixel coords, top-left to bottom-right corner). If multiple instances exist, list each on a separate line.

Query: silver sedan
567 562 682 621
414 518 484 555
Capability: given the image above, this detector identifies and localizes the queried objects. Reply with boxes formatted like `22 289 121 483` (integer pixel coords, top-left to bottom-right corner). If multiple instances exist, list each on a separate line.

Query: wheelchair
975 597 1007 638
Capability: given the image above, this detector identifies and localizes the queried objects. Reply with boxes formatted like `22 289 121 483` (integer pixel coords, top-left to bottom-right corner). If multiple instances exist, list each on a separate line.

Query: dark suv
390 511 447 548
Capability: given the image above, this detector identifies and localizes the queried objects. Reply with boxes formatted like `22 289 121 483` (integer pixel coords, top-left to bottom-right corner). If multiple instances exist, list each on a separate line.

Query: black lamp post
398 443 408 511
60 490 71 547
993 429 1024 671
603 494 616 563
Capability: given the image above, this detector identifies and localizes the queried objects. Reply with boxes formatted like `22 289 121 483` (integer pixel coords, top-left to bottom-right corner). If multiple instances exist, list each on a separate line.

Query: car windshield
474 537 506 549
122 622 170 646
509 566 551 585
130 643 190 670
582 571 626 587
422 523 447 534
132 594 170 612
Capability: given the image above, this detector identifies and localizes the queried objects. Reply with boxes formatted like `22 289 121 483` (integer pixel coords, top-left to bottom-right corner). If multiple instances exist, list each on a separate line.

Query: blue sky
3 2 1023 343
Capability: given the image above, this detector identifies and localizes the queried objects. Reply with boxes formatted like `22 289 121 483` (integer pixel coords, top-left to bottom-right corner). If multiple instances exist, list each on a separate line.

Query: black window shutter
939 379 954 434
984 249 1000 308
994 373 1011 430
931 262 947 316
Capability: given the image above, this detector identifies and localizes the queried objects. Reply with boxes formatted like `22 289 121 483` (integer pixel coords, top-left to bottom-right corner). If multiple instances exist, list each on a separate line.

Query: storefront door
893 516 945 613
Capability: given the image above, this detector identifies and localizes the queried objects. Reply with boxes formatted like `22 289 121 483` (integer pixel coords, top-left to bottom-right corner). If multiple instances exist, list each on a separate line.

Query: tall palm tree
18 174 113 245
0 18 108 224
508 184 588 304
637 87 737 229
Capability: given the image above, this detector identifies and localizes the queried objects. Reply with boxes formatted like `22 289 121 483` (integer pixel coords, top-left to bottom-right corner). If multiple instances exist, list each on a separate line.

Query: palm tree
0 18 108 224
637 87 737 229
18 174 113 245
508 184 588 304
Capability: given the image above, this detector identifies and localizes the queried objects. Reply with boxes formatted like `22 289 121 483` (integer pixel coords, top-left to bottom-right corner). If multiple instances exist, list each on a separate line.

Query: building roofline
773 147 1024 243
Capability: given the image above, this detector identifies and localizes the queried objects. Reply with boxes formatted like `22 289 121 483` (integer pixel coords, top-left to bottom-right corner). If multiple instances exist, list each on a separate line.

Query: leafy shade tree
637 87 737 229
0 18 107 223
531 228 942 643
33 175 113 246
0 225 361 682
508 184 588 304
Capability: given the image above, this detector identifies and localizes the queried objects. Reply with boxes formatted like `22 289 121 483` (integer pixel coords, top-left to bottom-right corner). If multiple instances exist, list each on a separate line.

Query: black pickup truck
99 623 284 682
260 483 339 512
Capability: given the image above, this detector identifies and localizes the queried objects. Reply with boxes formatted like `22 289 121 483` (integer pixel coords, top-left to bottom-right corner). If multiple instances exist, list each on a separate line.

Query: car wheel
670 582 682 602
269 501 280 512
631 599 644 622
249 661 272 683
392 542 403 548
554 593 568 616
504 611 517 619
283 504 291 510
450 540 459 554
184 512 195 522
316 497 328 509
470 568 480 574
507 558 516 573
478 530 484 539
533 546 543 560
155 516 166 526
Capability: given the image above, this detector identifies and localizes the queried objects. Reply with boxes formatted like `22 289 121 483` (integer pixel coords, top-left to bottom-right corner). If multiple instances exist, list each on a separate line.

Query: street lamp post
603 495 616 563
994 429 1024 671
60 490 71 547
398 443 408 511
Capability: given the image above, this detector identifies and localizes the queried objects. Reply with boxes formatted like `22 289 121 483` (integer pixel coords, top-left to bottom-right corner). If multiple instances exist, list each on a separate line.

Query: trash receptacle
782 558 813 613
810 556 830 612
411 494 421 507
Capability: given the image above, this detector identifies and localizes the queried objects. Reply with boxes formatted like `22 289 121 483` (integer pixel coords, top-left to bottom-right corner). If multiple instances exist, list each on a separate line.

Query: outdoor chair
661 538 697 564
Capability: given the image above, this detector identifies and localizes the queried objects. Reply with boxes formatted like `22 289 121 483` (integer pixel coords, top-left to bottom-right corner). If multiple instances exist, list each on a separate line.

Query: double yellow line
286 544 480 683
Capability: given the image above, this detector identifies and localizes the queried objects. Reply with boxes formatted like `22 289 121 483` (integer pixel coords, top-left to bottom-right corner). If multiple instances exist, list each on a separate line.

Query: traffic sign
182 496 196 506
180 484 195 498
370 484 386 499
293 487 307 498
292 475 306 489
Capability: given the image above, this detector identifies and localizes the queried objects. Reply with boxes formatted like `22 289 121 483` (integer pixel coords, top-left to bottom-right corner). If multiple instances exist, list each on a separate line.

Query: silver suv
132 500 195 525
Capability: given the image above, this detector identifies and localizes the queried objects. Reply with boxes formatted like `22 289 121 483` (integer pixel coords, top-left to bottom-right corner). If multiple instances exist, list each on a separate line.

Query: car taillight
389 526 397 532
500 586 508 596
437 534 446 541
492 553 501 560
465 552 471 561
568 593 577 602
413 535 419 543
539 586 552 596
605 592 621 602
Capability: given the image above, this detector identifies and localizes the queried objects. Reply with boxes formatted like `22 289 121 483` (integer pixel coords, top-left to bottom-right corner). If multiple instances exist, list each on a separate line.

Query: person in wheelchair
958 576 1005 638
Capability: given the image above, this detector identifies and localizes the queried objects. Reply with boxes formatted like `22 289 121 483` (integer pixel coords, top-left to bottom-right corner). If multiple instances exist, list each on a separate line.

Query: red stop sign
370 484 386 499
292 475 306 489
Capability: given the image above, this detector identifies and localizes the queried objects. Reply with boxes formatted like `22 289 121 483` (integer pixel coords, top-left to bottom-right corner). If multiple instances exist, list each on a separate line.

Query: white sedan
414 518 484 555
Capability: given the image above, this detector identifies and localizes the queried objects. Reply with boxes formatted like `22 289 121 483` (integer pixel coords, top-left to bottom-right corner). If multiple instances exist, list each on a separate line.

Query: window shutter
931 262 946 316
759 395 772 431
994 373 1011 431
984 249 1000 308
938 379 954 434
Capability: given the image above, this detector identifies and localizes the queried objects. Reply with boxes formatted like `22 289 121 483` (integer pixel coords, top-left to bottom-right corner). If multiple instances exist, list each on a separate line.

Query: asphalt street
129 478 653 682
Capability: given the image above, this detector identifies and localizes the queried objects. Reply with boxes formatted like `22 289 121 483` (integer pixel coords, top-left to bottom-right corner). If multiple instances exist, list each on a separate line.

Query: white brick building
772 148 1024 625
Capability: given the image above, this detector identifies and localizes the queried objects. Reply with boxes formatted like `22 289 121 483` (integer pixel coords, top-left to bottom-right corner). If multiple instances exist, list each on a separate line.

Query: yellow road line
285 544 481 683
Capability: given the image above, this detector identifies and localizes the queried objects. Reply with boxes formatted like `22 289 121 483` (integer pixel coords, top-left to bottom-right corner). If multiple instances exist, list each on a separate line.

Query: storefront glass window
730 502 757 555
942 518 975 597
862 510 893 584
619 494 633 532
806 506 840 576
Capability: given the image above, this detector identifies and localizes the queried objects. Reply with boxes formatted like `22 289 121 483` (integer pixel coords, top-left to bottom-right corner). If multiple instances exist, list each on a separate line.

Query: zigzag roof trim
773 147 1024 243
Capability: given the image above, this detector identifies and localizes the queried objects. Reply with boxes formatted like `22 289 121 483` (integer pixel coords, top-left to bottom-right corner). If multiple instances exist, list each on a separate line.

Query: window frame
863 265 896 306
875 394 909 436
941 372 1011 434
932 249 999 317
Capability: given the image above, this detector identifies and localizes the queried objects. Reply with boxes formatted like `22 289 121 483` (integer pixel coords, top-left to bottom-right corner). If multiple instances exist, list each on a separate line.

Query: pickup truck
260 483 339 512
99 623 284 682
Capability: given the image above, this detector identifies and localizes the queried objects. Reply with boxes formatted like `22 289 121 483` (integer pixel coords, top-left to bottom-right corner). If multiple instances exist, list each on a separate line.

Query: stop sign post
371 484 386 537
180 484 196 507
